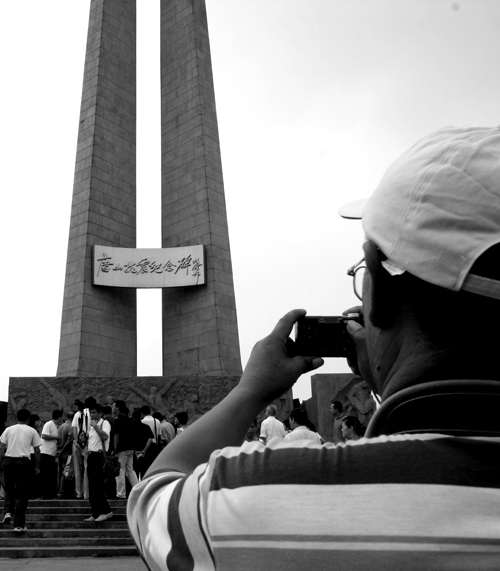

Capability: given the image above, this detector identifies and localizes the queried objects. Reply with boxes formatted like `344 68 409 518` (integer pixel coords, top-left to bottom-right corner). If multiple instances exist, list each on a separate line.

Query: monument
308 372 376 442
7 0 263 425
58 0 241 378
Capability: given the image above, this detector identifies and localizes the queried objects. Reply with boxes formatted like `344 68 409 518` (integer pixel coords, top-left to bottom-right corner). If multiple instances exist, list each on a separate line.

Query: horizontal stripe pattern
214 546 500 571
213 540 500 552
128 434 500 570
213 534 500 546
207 483 500 540
210 434 500 491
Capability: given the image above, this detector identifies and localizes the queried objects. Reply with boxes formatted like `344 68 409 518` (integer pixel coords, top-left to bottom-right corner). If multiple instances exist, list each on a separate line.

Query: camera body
294 315 355 358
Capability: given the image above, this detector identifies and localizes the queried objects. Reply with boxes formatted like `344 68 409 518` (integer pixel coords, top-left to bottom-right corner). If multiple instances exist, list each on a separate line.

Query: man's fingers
272 309 307 340
343 305 362 316
300 356 324 373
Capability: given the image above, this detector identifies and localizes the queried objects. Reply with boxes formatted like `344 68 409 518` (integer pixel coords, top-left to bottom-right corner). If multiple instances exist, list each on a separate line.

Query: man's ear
363 241 398 328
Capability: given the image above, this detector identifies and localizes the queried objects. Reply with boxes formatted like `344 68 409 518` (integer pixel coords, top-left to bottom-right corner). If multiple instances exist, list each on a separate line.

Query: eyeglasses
347 257 366 301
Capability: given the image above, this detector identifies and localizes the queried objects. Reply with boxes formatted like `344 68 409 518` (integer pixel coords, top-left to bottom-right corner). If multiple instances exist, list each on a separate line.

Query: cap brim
338 198 367 219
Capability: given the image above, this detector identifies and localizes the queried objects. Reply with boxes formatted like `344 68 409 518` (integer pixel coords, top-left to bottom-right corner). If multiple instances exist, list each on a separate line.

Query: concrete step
21 499 127 507
21 514 127 522
0 546 139 558
0 537 133 547
0 529 130 538
0 521 128 530
0 497 137 558
23 506 127 515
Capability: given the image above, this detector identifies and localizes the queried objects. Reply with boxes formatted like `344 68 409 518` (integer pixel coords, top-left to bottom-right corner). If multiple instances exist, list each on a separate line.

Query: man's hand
238 309 324 404
145 310 323 477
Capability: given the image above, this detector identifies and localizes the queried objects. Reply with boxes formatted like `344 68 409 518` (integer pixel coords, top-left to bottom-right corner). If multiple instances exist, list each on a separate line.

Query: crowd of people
0 397 189 531
0 391 359 533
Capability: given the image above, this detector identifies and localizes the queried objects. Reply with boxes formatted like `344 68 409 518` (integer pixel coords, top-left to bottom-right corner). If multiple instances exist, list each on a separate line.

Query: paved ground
0 558 148 570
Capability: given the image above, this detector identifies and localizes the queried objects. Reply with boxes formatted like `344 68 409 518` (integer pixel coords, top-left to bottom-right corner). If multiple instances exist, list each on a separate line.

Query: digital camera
294 315 359 358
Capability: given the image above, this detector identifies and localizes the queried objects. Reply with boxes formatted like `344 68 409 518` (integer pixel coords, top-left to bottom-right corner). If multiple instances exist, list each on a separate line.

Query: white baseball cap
339 126 500 299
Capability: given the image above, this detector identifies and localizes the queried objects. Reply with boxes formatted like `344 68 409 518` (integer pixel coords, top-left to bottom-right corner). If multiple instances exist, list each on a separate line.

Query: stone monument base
310 372 363 442
8 376 241 426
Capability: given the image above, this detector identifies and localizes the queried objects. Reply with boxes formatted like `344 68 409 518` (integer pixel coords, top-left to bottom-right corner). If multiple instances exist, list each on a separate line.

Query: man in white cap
127 126 500 570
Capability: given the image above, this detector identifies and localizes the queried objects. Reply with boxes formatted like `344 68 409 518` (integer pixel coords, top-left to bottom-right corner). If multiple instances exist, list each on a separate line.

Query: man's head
73 399 84 412
140 405 151 419
17 408 31 423
341 126 500 398
330 400 343 418
174 412 188 427
113 400 128 416
89 404 103 422
52 409 63 426
289 408 308 429
84 397 97 410
246 418 258 439
265 404 277 417
341 415 363 441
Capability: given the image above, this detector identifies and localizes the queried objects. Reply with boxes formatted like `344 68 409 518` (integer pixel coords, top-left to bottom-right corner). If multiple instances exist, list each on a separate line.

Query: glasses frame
347 257 366 301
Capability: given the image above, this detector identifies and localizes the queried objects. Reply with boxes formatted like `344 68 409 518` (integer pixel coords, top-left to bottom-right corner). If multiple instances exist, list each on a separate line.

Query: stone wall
8 376 239 426
7 377 294 430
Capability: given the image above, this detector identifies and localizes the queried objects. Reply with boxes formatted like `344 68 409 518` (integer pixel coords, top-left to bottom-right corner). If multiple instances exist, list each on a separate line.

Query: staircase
0 498 138 558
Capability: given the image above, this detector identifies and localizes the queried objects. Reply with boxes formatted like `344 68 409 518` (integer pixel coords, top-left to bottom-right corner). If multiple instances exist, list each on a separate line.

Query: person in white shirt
284 409 322 444
154 412 176 447
140 406 163 473
173 411 188 435
259 404 286 444
0 408 42 532
40 410 63 499
83 404 113 523
71 398 91 499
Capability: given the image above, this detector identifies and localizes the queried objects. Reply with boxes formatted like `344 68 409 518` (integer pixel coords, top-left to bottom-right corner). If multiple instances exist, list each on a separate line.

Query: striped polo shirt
127 433 500 570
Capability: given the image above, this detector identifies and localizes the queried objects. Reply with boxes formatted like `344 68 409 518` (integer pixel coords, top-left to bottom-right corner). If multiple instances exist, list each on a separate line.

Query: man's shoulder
0 425 14 439
43 420 57 434
3 423 39 440
15 423 37 434
115 414 130 427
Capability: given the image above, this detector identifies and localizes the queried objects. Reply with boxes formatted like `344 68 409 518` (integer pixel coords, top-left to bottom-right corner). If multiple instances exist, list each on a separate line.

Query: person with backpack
71 397 95 499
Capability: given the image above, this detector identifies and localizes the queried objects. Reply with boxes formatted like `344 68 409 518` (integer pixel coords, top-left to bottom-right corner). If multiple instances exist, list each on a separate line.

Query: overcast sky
2 0 500 403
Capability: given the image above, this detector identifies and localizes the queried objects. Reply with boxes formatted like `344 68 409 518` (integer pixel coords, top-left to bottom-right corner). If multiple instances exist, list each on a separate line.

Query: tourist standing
57 412 74 498
40 410 63 499
113 400 138 499
284 409 322 444
140 406 162 473
84 404 113 522
72 398 93 499
0 409 42 533
131 411 153 480
329 400 346 445
259 405 285 444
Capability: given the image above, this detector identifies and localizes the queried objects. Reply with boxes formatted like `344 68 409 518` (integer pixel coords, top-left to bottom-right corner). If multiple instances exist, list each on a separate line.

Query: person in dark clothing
131 410 153 480
112 400 138 498
84 404 112 523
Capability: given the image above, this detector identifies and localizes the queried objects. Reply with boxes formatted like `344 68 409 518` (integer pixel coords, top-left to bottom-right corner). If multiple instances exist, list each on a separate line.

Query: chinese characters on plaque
93 245 205 288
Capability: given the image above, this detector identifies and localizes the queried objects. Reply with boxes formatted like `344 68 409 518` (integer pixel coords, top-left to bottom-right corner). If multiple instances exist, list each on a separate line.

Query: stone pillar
160 0 242 376
57 0 137 376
